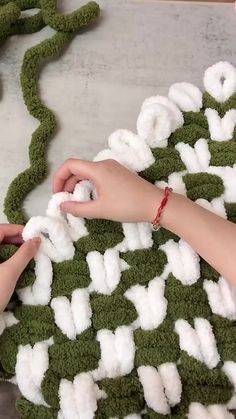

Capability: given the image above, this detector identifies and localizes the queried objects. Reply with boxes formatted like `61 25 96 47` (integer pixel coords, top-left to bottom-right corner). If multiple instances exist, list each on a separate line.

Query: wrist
145 186 185 229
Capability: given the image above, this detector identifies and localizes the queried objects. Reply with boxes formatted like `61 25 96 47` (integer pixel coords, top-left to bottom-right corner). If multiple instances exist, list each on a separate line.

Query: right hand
53 158 164 223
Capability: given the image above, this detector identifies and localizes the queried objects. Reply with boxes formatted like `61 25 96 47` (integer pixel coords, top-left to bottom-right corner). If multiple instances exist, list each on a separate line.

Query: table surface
0 0 236 224
0 0 236 417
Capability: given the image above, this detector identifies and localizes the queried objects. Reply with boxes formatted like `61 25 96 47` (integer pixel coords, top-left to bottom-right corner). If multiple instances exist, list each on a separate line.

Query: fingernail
31 237 41 244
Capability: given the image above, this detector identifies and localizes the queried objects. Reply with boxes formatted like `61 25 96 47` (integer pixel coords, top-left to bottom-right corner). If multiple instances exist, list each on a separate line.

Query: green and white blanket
1 2 236 419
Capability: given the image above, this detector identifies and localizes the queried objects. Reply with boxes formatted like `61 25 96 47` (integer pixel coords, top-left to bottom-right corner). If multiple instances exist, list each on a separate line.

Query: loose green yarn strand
40 0 100 33
3 1 100 223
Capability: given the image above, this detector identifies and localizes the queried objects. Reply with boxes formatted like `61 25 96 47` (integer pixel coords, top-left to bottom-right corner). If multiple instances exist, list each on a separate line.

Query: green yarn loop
17 399 57 419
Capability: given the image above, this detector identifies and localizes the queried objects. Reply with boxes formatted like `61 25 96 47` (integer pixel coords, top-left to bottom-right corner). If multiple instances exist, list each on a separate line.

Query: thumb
61 201 100 219
4 238 41 280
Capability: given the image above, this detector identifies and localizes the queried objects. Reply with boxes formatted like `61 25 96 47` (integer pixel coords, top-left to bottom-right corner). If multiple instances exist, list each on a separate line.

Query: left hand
0 224 40 313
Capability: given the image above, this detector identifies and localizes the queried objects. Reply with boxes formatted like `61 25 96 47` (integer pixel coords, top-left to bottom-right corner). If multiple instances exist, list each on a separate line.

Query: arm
0 225 40 313
161 193 236 284
53 158 236 286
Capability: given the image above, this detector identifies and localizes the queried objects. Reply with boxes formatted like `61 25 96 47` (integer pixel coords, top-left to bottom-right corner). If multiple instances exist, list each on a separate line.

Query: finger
53 159 97 193
0 224 23 242
2 235 24 245
63 175 80 192
61 201 101 219
0 271 16 312
4 238 41 279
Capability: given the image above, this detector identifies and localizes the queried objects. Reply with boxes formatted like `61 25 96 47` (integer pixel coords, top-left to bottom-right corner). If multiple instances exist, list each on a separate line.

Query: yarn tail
3 1 100 224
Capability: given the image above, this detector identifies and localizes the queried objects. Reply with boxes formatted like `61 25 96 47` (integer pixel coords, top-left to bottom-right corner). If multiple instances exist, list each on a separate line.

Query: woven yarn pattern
0 3 236 418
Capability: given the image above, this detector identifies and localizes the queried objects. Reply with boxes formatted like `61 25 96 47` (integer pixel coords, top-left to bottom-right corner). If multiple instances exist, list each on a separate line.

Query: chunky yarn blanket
1 4 236 419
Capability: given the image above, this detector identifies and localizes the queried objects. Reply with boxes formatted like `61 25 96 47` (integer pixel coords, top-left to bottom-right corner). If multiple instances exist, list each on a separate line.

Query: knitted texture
0 8 236 418
1 0 100 224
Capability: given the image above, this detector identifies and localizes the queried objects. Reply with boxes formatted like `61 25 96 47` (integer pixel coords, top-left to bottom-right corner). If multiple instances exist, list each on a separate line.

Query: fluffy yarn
0 12 236 418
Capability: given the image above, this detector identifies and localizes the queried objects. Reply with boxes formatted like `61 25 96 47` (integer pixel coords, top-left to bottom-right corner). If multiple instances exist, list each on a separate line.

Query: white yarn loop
138 363 182 415
204 277 236 320
175 318 220 369
125 277 167 330
204 61 236 103
94 326 135 379
94 129 155 172
24 180 94 258
86 249 127 295
20 215 74 305
141 95 184 131
59 373 105 419
158 363 182 407
51 289 92 340
23 216 75 263
117 222 153 252
168 82 203 112
227 394 236 410
206 165 236 203
63 180 94 240
73 180 95 201
156 171 187 196
46 191 87 242
20 180 95 306
46 191 72 219
137 103 172 147
17 251 53 305
223 361 236 390
47 180 93 241
188 402 234 419
109 129 155 171
205 108 236 141
175 139 211 173
160 239 200 285
16 338 53 406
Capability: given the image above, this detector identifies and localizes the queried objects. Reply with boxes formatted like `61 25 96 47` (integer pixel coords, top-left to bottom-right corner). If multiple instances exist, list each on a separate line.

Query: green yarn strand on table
41 0 100 33
1 4 236 418
2 0 100 224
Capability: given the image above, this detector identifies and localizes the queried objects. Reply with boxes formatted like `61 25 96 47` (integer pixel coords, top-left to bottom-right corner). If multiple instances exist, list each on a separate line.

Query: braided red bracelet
152 187 173 231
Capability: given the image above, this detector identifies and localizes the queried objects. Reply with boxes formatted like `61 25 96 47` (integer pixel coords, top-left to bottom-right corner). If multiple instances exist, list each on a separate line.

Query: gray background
0 0 236 417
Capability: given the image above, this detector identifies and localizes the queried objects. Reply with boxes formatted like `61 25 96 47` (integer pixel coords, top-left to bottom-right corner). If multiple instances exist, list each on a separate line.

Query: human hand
0 225 40 313
53 159 164 223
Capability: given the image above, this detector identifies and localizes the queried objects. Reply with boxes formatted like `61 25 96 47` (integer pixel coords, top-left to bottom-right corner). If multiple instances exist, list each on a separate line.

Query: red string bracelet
152 187 173 231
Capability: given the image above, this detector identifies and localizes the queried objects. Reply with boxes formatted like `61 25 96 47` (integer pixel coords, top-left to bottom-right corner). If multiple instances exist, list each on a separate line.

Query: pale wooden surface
0 0 236 418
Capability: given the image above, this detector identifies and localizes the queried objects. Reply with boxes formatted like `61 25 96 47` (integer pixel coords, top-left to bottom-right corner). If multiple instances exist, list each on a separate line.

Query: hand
53 159 164 223
0 225 40 313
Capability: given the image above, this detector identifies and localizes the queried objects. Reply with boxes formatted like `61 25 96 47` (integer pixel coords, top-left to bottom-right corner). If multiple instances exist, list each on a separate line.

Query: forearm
150 190 236 286
53 159 236 285
0 276 16 313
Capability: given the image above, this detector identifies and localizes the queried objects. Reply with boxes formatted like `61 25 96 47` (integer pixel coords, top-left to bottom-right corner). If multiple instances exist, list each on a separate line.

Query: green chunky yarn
0 4 236 418
41 0 100 33
0 1 45 42
1 0 100 224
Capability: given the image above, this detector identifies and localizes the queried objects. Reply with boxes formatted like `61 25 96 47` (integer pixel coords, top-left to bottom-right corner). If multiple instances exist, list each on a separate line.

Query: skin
53 158 236 286
0 225 40 313
1 157 235 312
